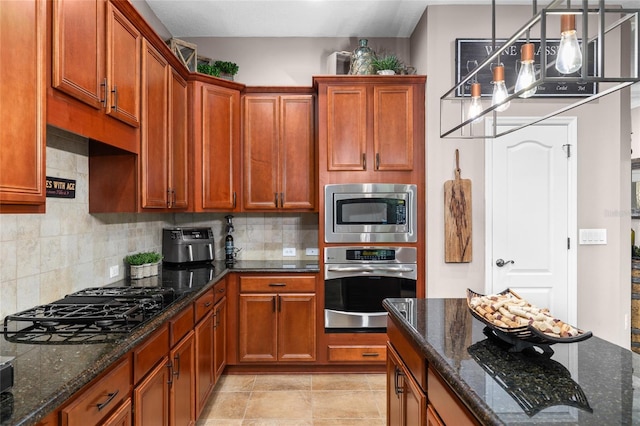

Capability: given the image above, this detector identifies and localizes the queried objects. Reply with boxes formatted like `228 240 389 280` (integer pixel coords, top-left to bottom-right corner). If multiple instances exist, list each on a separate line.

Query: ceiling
144 0 639 106
145 0 639 39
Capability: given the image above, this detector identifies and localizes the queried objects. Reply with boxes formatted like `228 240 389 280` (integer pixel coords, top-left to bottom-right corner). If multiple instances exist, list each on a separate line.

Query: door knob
496 258 514 267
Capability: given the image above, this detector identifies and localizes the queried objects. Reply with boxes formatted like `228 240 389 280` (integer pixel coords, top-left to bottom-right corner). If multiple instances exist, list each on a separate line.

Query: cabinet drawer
133 325 169 384
328 345 386 362
428 367 478 426
61 356 131 426
194 288 214 323
214 279 227 303
170 304 194 346
239 275 315 293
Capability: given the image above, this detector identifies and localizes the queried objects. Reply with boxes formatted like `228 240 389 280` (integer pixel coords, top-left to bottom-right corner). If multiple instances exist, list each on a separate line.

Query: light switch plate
305 248 319 256
109 265 119 278
578 228 607 245
283 247 296 257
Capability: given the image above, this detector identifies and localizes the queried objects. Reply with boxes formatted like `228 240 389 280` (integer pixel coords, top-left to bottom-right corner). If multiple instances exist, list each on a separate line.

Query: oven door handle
327 266 415 273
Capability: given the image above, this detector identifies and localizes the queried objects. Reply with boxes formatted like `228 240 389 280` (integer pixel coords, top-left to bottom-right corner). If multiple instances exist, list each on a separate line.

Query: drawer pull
362 352 380 357
204 302 212 307
217 288 225 293
268 283 286 287
96 390 119 411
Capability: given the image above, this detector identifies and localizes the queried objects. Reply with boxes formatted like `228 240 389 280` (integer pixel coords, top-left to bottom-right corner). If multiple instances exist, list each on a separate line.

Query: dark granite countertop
0 261 319 426
384 298 640 425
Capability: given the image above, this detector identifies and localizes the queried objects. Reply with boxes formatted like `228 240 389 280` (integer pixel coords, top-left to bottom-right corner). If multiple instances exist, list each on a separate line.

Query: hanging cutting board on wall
444 149 472 263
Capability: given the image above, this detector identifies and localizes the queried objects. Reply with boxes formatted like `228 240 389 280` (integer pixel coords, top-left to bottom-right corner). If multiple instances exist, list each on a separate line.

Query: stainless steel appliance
162 227 215 264
3 287 176 344
324 183 417 243
324 246 417 332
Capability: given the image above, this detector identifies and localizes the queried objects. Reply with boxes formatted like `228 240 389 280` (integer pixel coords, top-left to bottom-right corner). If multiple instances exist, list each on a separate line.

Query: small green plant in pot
371 54 402 75
197 63 221 77
125 251 162 279
212 60 239 80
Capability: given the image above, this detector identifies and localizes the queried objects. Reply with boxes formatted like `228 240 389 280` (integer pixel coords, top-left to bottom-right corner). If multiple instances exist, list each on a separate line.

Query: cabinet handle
111 85 118 110
167 361 173 386
215 308 221 327
100 78 107 108
172 189 176 207
272 297 276 312
204 301 212 308
375 153 380 170
173 353 181 379
278 295 281 312
362 153 366 170
362 352 380 357
96 390 119 411
268 283 286 287
274 193 278 208
233 192 237 209
167 189 172 207
394 367 404 395
280 192 284 208
217 287 225 293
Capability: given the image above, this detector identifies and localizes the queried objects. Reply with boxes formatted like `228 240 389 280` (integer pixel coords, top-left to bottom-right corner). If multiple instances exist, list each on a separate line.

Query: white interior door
485 118 577 324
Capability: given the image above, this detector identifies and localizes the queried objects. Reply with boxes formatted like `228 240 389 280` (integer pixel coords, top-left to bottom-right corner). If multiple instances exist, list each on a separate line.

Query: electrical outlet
109 265 119 278
305 248 319 256
283 247 296 257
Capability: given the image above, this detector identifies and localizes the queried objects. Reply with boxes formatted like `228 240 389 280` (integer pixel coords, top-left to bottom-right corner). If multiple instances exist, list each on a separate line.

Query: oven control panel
346 249 396 261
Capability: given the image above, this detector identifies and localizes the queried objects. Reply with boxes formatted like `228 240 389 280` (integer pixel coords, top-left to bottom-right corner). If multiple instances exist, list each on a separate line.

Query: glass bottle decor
349 39 375 75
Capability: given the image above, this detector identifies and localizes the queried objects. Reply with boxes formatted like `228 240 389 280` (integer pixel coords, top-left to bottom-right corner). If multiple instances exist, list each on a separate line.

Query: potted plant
371 54 402 75
145 251 163 277
197 63 220 77
125 253 147 279
212 60 239 80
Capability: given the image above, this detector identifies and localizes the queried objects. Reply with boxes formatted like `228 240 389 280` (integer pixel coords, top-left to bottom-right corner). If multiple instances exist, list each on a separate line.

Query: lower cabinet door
278 294 315 362
426 404 445 426
134 358 170 426
195 312 215 418
238 294 277 362
213 296 227 380
404 366 427 426
170 331 196 426
386 345 404 426
103 398 132 426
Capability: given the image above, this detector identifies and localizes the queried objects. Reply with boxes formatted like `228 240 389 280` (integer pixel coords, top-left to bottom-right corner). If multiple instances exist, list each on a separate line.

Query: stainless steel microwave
324 183 417 243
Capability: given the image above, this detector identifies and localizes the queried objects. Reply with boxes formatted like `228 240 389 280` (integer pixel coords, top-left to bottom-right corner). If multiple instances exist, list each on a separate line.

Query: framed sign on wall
455 38 597 98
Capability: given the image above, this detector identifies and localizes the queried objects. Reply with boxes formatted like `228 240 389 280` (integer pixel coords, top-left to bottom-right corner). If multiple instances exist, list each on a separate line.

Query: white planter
142 263 152 278
149 261 160 277
377 69 395 75
130 264 145 280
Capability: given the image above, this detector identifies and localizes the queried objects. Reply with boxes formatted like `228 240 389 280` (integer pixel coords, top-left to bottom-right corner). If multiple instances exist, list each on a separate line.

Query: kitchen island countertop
383 297 640 425
0 260 319 426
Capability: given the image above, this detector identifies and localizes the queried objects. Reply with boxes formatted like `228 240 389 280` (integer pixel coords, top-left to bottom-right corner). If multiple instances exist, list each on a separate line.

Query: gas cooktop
3 287 176 344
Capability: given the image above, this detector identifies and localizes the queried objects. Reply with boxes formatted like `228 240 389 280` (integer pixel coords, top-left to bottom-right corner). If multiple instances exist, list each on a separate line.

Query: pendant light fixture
515 42 538 98
491 64 510 111
556 13 583 74
467 82 484 123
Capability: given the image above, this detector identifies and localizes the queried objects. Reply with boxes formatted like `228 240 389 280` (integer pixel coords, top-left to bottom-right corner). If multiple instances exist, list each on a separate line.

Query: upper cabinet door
373 85 414 171
106 3 141 127
169 69 189 209
280 95 315 210
243 96 280 210
326 86 367 171
140 39 169 209
0 0 46 211
52 0 105 109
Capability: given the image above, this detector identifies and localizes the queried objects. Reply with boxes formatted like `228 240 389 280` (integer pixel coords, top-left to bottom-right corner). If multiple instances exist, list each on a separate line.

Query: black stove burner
3 287 176 344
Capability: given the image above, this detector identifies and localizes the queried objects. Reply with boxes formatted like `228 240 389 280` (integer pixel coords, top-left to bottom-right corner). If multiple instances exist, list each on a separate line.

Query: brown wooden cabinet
238 275 316 362
314 75 425 183
170 331 195 426
213 295 227 380
103 398 133 426
140 40 188 210
0 0 46 213
60 355 132 426
50 0 140 152
242 94 315 211
190 77 242 211
387 343 426 426
134 356 170 426
195 310 215 418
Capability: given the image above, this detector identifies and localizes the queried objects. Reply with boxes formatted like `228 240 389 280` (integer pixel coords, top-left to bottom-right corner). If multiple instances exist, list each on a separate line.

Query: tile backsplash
0 126 318 320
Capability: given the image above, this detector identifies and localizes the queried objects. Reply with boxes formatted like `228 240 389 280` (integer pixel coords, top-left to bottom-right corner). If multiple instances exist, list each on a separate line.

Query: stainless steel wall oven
324 246 417 333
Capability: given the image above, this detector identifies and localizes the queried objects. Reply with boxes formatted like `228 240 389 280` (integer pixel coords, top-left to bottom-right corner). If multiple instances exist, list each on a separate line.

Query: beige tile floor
196 373 387 426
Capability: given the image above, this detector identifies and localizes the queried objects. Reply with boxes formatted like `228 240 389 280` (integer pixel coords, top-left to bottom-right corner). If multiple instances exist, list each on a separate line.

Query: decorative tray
466 289 592 353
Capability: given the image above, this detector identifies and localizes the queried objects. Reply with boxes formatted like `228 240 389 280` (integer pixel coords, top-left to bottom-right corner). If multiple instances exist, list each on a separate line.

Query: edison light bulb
491 65 510 112
467 82 484 123
555 14 582 74
515 43 537 98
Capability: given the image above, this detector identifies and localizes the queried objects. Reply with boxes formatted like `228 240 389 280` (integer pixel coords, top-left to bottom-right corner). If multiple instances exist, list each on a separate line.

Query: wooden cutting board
444 150 472 263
